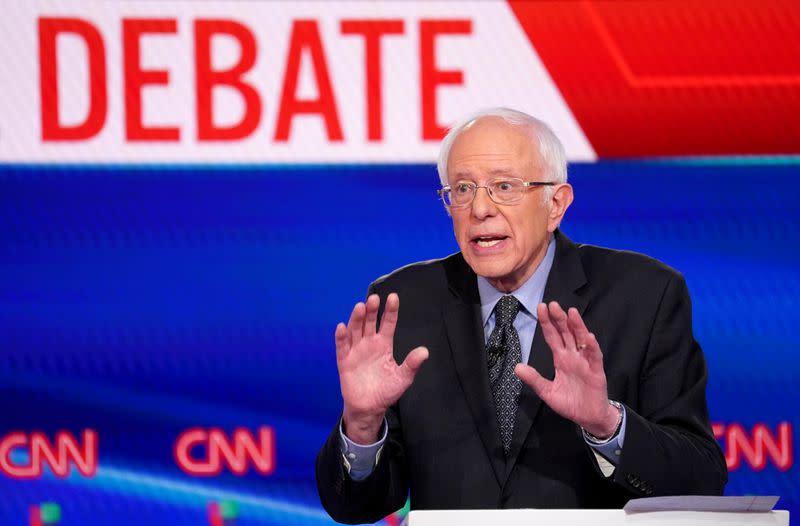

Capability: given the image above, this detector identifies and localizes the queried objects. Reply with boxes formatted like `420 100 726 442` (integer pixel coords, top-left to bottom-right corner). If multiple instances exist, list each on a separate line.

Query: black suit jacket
317 231 727 523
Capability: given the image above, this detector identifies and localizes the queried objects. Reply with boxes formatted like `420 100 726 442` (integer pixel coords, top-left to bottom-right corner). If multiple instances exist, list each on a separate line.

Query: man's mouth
472 235 508 248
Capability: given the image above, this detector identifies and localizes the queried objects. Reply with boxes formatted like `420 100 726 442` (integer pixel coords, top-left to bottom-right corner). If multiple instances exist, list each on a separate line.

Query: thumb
515 363 551 399
399 346 429 382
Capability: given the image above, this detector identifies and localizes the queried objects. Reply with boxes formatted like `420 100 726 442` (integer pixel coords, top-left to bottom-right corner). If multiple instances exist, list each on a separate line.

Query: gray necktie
487 295 523 454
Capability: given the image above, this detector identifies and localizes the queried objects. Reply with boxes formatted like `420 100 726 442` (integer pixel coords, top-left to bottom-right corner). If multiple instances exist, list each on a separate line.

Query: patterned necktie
486 295 523 454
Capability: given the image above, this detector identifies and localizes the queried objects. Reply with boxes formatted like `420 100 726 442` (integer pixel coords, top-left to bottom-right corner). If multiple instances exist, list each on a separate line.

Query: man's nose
471 186 498 219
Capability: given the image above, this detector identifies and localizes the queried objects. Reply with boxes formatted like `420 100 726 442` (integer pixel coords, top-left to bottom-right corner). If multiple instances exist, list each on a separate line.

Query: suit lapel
503 231 589 481
443 254 506 486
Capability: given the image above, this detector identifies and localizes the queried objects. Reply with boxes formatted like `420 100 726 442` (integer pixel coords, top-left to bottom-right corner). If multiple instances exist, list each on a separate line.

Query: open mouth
472 235 508 248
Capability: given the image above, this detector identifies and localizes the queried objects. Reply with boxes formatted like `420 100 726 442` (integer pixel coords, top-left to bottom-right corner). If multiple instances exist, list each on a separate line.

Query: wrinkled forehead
447 118 540 180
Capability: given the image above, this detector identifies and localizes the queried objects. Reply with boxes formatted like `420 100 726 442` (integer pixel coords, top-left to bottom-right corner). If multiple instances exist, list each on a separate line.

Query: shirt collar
477 236 556 326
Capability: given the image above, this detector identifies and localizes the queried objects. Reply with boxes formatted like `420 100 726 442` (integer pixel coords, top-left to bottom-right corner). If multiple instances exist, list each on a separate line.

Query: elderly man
316 108 726 522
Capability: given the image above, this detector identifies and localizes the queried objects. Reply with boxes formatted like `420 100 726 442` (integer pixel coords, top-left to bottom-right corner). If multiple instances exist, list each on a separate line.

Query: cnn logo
0 430 97 479
174 426 275 476
713 421 793 471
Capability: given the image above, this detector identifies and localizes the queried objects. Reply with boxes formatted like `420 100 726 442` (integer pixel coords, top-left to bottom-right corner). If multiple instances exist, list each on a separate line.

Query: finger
379 293 400 338
567 307 591 348
335 322 351 362
364 294 380 336
567 309 601 366
399 346 429 383
584 332 604 372
514 363 552 400
548 301 575 350
537 303 565 353
347 302 366 345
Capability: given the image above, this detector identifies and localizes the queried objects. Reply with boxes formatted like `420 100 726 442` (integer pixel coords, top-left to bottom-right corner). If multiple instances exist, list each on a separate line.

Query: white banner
0 1 595 163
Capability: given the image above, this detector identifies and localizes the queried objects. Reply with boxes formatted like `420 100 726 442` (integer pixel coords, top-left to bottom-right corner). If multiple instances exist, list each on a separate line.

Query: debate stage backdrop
1 2 799 525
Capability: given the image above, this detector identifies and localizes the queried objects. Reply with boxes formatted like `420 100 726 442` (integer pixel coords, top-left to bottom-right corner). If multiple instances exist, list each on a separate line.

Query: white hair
436 108 568 202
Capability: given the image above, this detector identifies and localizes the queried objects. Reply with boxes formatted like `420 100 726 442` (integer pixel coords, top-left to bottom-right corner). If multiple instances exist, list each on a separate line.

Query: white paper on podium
624 496 780 513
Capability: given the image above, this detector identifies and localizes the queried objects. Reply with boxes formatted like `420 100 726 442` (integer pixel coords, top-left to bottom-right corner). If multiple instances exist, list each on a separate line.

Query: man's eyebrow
488 168 515 176
450 168 516 180
450 171 473 180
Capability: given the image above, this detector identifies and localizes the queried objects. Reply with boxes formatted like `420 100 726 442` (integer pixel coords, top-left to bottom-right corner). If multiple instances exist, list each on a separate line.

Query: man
316 108 727 523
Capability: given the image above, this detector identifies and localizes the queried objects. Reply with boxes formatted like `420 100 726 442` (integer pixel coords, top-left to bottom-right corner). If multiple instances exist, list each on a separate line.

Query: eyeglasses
437 178 556 208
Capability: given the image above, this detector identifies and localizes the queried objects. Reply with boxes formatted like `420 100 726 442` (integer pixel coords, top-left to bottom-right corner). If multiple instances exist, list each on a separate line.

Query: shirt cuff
338 418 388 481
583 401 626 467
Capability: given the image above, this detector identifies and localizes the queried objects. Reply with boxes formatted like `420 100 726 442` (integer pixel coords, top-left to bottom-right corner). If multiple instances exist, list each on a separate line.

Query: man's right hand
336 293 429 445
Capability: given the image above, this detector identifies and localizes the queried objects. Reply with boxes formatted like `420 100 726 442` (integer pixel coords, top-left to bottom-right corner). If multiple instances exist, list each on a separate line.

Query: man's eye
496 181 514 192
455 183 472 193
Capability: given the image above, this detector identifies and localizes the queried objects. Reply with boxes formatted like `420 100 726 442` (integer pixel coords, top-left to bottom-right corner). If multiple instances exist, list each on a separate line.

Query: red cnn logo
174 427 275 476
713 421 793 471
0 430 98 479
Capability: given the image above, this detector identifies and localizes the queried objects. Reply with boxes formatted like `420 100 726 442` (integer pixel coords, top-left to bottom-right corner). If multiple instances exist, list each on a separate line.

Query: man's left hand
514 301 620 439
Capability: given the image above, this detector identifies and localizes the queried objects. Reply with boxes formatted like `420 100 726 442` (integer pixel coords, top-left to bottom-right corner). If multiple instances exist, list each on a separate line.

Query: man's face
446 117 567 292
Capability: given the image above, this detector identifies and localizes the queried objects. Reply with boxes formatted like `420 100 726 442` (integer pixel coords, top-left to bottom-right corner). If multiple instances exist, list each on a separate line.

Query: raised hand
514 301 620 439
336 293 429 444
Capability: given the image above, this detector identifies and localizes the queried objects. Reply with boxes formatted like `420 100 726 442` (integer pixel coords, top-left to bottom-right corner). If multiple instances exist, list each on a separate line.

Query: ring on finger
576 343 587 351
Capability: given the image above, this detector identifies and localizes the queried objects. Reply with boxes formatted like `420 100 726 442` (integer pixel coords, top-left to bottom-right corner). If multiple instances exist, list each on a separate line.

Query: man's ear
547 183 574 232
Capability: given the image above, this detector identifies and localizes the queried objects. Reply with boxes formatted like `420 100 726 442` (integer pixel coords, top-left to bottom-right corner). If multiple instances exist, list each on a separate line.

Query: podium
407 509 790 526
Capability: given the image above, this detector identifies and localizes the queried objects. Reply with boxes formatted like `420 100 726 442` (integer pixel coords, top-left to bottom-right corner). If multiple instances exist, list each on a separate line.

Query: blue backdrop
1 160 798 524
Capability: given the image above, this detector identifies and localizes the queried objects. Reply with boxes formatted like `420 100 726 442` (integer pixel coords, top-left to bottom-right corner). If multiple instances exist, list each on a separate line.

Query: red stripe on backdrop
507 0 800 157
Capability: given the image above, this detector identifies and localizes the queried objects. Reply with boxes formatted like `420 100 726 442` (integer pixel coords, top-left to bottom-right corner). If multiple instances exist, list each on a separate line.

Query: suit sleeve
612 273 728 496
315 408 408 523
315 283 410 524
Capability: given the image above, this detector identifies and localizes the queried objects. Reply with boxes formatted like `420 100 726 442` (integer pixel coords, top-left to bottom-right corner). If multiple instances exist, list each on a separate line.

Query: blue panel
1 161 798 524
